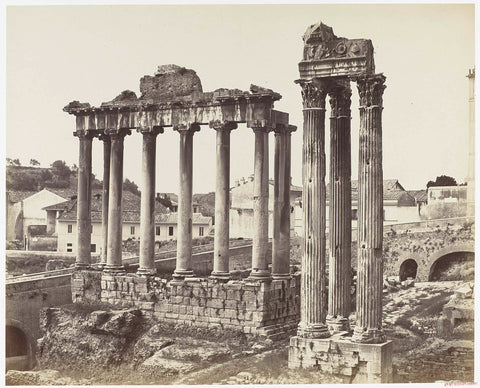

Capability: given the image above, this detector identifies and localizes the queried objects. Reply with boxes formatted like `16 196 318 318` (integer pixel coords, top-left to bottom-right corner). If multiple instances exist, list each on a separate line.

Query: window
130 226 135 235
156 226 161 236
67 243 72 253
91 225 93 234
168 226 174 236
199 227 204 237
352 209 358 220
90 244 96 253
67 224 73 233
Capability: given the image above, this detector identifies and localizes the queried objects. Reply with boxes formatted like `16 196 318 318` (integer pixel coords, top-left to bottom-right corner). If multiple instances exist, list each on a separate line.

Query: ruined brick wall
383 223 474 281
72 270 300 336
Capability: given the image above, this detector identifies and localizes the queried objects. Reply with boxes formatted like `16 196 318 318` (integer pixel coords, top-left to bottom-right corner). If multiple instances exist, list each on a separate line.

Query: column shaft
138 129 161 275
327 84 352 333
105 130 129 272
174 125 199 279
211 121 237 280
352 75 387 343
249 126 271 280
75 131 93 269
100 136 111 267
272 126 295 279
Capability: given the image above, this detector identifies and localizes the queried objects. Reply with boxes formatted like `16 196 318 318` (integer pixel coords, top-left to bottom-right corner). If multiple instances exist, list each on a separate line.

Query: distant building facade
424 185 468 219
6 188 76 242
55 191 212 254
229 175 302 239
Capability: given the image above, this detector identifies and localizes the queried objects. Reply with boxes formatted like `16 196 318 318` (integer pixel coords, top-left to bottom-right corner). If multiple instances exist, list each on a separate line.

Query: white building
6 188 76 242
54 191 212 254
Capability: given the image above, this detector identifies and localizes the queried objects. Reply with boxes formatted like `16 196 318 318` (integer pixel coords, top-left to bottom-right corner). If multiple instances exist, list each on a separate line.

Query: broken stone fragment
101 90 139 107
63 100 91 112
139 65 203 103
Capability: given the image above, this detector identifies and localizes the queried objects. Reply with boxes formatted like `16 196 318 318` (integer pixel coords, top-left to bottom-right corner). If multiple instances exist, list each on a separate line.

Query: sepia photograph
3 2 477 385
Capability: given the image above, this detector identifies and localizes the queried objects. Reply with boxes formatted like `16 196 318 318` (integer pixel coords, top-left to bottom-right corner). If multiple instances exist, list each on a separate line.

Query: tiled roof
7 190 37 203
45 188 78 200
43 200 74 211
57 191 210 225
407 190 428 202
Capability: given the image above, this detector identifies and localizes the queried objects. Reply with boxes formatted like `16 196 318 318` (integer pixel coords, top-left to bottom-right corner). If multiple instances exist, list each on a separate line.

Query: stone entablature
72 270 300 337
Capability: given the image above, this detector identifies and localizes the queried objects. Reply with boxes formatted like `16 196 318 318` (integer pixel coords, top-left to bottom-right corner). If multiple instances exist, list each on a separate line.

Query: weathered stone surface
138 354 196 377
101 90 139 107
139 64 203 103
6 369 91 386
87 309 142 336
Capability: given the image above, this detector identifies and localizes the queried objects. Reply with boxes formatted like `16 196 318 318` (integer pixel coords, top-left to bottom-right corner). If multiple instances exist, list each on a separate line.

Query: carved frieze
299 23 375 79
356 74 387 107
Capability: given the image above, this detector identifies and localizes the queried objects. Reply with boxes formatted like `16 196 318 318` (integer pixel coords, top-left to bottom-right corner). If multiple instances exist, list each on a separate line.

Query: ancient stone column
297 79 330 338
210 120 237 281
74 130 94 269
248 122 271 281
326 81 352 333
352 74 387 343
104 128 131 273
138 127 163 276
99 134 111 268
173 123 200 280
272 124 297 279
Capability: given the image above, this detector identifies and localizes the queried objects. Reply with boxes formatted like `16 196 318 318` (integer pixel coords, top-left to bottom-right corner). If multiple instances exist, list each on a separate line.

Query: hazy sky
5 4 475 194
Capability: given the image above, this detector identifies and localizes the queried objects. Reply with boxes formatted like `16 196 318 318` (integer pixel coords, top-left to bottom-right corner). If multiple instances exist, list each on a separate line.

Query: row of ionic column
297 74 387 344
74 120 296 282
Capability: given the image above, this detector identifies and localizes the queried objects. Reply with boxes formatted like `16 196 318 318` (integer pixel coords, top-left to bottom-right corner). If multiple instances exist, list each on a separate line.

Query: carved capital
274 124 297 135
104 128 132 140
297 79 329 109
209 120 238 132
247 120 272 133
174 123 201 134
73 130 96 140
329 85 352 117
137 125 164 136
356 74 386 107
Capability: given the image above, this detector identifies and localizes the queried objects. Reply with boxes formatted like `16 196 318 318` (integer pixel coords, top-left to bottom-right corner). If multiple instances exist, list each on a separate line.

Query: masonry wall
72 270 300 336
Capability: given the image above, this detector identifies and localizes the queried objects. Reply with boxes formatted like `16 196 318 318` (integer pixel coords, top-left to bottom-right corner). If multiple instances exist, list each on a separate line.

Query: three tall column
352 75 386 343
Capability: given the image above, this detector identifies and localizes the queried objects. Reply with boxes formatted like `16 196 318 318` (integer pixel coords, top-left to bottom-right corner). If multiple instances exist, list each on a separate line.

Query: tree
50 160 72 180
426 175 458 188
8 158 22 166
30 159 40 166
123 178 141 196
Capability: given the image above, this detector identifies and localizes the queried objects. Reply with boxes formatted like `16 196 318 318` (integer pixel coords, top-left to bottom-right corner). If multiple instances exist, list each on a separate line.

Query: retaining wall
72 270 301 337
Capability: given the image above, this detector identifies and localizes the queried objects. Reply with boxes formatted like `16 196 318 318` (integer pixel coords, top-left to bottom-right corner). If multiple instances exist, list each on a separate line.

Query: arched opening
429 251 475 281
399 259 418 281
6 325 31 371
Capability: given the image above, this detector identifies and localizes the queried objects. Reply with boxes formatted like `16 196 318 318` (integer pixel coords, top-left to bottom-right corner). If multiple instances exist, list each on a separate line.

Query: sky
5 3 476 194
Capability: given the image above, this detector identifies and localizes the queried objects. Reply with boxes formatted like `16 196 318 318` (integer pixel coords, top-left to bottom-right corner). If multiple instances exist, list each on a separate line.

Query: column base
297 322 331 339
247 269 272 281
103 264 126 274
351 326 386 344
272 273 291 280
172 269 194 280
93 262 106 270
209 271 230 282
326 315 350 334
288 333 393 383
75 263 91 270
137 267 157 276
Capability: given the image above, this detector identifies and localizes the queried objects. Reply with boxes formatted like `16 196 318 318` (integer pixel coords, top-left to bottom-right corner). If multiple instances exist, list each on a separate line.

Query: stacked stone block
71 270 300 336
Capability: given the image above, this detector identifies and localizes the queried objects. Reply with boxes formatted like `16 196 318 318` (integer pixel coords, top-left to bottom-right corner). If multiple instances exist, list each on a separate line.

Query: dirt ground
6 280 474 385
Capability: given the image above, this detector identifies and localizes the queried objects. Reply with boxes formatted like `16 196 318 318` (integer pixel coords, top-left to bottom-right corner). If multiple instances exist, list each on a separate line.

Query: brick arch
424 243 475 281
5 318 36 370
